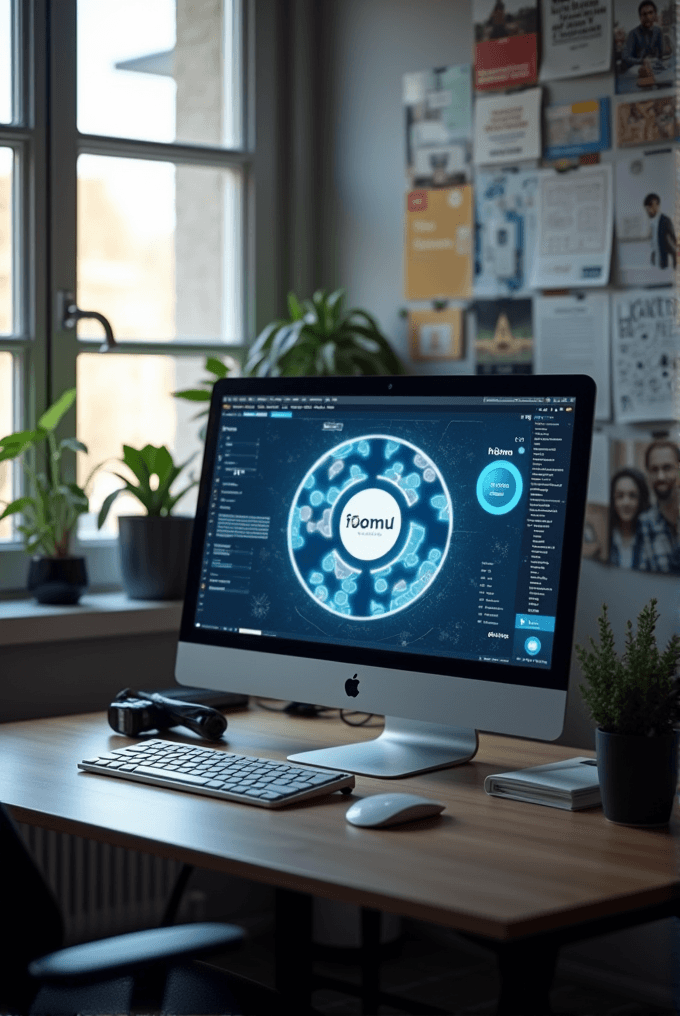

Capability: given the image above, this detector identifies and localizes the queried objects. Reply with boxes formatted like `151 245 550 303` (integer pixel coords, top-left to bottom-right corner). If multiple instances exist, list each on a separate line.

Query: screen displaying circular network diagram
288 435 453 620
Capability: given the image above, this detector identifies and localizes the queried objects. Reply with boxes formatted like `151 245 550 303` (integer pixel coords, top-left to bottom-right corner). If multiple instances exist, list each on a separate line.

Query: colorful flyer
543 99 611 160
403 65 472 188
540 0 612 80
474 298 533 374
612 289 677 423
616 97 678 147
473 0 538 91
475 168 543 297
530 164 613 288
474 88 541 166
614 149 676 286
408 308 465 361
614 0 675 94
404 187 473 300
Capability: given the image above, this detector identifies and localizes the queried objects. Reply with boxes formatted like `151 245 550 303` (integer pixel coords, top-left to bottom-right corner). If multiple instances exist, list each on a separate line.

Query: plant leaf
172 388 212 402
97 488 122 529
37 388 77 431
205 356 229 379
60 437 89 455
0 496 35 521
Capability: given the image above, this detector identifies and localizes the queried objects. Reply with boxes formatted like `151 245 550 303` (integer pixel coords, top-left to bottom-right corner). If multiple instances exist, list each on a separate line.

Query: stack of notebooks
484 757 601 811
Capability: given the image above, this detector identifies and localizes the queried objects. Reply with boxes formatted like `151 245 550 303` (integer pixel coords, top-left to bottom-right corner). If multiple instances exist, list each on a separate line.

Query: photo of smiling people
614 0 675 93
607 437 680 573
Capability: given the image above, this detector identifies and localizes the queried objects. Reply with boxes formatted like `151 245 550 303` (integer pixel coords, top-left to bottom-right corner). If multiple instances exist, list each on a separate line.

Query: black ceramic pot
27 556 88 605
118 515 194 600
596 727 680 826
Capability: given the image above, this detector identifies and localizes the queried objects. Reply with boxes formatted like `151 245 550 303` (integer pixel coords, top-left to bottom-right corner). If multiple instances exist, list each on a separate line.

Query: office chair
0 802 281 1015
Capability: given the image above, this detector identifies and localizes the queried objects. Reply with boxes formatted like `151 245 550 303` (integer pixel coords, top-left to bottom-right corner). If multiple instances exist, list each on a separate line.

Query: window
0 0 255 590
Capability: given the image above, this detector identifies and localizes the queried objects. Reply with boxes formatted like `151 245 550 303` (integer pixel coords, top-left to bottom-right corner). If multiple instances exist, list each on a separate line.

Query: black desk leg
496 937 559 1016
275 887 314 1016
360 907 382 1015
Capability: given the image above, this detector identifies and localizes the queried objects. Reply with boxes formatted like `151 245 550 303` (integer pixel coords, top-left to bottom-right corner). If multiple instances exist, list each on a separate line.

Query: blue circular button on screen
476 461 523 515
524 636 541 656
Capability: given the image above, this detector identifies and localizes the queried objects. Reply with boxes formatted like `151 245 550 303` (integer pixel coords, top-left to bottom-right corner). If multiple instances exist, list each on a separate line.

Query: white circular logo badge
340 488 402 561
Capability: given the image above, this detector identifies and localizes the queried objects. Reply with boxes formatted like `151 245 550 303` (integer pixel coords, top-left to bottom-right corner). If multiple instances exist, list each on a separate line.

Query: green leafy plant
245 289 404 377
97 444 197 529
0 388 97 557
173 355 237 433
576 600 680 736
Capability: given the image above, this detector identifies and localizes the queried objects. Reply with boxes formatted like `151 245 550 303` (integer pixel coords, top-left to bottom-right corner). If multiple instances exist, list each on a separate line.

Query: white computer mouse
345 792 445 828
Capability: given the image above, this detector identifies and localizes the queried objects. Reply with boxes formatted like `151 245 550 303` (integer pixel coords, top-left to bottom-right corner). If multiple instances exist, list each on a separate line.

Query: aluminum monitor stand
287 717 479 778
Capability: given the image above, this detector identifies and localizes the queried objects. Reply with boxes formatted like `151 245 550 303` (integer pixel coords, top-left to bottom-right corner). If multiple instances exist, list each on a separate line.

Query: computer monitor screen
177 374 595 777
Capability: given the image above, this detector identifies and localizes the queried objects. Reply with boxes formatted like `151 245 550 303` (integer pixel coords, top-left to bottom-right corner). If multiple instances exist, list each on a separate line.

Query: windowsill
0 592 183 646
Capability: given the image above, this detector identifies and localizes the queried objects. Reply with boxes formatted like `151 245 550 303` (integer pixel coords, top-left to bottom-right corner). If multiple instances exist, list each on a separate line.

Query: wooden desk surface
2 707 678 941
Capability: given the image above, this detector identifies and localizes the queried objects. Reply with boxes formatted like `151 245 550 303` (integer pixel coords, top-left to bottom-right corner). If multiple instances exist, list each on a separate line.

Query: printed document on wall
473 0 538 91
534 294 611 420
474 88 541 165
475 169 544 297
530 164 613 288
404 187 473 300
403 66 472 188
612 289 678 423
540 0 612 80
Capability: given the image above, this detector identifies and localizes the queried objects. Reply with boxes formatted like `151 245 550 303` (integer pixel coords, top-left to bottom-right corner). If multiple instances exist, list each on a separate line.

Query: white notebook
484 757 601 811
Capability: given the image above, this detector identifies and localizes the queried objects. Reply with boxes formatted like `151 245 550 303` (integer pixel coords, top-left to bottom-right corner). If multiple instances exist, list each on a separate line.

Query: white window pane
0 351 13 541
0 0 11 125
77 0 242 149
76 353 211 539
0 147 13 335
77 155 242 344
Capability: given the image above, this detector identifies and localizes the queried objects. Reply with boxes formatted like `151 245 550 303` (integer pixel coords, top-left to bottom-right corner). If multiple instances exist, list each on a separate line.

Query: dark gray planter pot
596 727 680 826
27 556 88 605
118 515 194 601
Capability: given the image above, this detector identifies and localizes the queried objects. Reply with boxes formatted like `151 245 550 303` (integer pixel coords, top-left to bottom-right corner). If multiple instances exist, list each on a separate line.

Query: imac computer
176 373 595 778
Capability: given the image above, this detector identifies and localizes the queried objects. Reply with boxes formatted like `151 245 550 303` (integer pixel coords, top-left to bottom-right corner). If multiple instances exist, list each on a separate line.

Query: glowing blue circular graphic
288 435 452 620
524 636 541 656
476 461 523 515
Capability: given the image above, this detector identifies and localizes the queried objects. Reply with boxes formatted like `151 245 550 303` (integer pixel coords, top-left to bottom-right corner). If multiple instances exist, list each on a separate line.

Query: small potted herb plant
576 599 680 825
97 444 197 600
0 388 97 604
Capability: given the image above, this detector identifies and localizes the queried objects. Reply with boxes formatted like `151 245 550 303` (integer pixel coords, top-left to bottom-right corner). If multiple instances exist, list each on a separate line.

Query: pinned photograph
614 0 675 93
408 308 464 362
615 149 676 285
474 299 533 374
616 96 678 146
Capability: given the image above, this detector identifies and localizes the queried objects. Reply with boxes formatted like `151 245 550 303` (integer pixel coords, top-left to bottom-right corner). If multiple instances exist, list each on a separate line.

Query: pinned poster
474 88 541 165
543 99 611 160
614 149 676 286
534 293 611 420
403 66 472 188
475 168 543 297
474 298 533 374
404 188 473 300
408 308 465 361
473 0 538 92
530 164 613 288
612 289 678 423
614 0 675 94
540 0 612 80
616 97 678 147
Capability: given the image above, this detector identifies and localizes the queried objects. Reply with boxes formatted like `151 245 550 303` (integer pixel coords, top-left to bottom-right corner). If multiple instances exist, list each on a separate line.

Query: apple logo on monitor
288 435 452 621
345 674 360 697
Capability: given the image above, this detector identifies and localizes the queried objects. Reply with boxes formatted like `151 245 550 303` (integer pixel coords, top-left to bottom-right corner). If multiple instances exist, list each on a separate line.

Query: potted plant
173 289 404 423
576 599 680 825
245 288 404 377
97 444 197 600
0 388 96 604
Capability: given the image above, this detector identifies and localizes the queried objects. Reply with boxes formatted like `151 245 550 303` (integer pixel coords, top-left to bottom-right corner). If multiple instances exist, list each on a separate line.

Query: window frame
0 0 270 593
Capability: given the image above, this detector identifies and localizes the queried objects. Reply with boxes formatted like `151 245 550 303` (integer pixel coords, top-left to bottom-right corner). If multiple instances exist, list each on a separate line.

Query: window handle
57 291 117 352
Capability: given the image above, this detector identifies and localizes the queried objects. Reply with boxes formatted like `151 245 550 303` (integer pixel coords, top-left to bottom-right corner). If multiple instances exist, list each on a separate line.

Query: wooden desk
2 707 679 1014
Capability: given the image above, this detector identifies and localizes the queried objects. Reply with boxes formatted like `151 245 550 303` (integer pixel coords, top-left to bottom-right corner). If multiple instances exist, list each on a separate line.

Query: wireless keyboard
78 739 355 808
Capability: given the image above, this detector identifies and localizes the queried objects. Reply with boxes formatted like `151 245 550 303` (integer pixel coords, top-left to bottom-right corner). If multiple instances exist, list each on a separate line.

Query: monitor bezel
178 373 595 696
